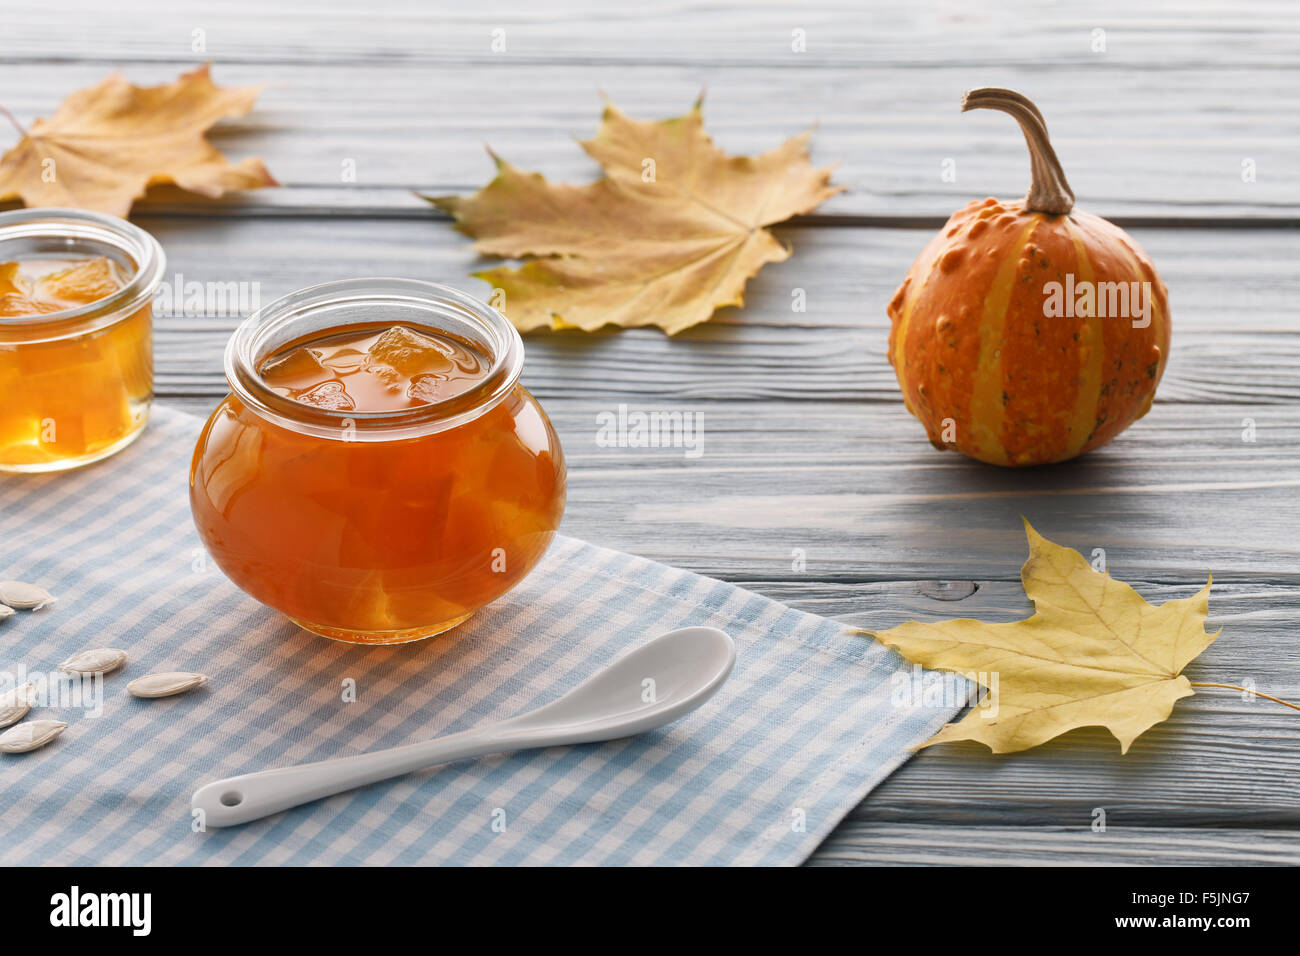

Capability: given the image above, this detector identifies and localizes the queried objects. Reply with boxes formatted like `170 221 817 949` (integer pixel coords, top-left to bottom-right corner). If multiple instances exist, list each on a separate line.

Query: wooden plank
808 823 1300 865
133 218 1300 332
155 321 1300 406
145 397 1300 585
135 217 1300 407
1 59 1296 220
550 401 1300 585
7 0 1300 68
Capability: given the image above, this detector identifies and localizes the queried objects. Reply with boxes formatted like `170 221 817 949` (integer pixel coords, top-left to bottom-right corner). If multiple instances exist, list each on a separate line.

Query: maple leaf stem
1190 682 1300 713
0 104 28 138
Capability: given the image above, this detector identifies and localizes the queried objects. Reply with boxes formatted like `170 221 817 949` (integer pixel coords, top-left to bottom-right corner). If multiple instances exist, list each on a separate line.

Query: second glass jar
0 208 163 472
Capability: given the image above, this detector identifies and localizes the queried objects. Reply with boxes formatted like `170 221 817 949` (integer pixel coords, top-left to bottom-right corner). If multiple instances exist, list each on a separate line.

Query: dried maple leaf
0 65 276 217
870 520 1221 754
427 98 841 334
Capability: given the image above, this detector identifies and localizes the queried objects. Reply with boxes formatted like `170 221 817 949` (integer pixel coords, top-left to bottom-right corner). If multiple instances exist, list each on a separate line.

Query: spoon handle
192 725 530 827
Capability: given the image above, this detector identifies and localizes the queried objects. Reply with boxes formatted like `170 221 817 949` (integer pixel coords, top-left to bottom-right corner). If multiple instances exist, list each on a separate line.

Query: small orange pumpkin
887 89 1170 466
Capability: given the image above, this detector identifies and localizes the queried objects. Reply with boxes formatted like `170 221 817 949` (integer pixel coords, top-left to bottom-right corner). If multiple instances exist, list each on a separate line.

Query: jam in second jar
189 280 566 645
0 209 163 472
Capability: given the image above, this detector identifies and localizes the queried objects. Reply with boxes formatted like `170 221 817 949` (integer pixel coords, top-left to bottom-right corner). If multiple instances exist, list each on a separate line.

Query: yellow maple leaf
0 65 276 217
870 520 1221 754
427 98 841 334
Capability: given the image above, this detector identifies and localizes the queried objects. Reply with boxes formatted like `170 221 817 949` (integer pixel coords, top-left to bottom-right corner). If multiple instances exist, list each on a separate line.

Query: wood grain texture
808 824 1300 865
152 397 1300 583
158 321 1300 405
136 217 1300 410
1 58 1296 220
131 217 1300 328
557 402 1300 585
8 0 1299 68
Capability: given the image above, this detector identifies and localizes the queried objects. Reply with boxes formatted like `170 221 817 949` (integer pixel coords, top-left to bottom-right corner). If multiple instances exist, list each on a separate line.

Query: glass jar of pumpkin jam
189 279 566 644
0 209 164 472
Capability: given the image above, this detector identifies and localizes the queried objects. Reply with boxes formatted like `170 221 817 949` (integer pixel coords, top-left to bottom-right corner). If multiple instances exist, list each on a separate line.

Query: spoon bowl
505 624 736 740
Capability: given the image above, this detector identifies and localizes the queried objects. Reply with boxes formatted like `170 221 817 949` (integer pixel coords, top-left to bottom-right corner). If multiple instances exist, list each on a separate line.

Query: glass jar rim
225 277 525 440
0 207 165 338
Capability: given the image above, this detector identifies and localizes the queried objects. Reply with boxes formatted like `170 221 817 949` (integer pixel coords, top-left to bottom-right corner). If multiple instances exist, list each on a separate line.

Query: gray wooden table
9 0 1297 864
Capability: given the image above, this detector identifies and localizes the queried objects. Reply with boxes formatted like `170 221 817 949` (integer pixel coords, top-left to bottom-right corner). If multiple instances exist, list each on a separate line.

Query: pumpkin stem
962 88 1074 216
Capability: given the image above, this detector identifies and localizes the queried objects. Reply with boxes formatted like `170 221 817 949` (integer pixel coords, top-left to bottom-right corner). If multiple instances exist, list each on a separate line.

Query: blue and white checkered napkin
0 405 960 866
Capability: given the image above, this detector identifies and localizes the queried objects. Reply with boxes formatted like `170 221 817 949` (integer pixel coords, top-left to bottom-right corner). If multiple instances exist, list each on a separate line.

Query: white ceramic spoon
192 626 736 827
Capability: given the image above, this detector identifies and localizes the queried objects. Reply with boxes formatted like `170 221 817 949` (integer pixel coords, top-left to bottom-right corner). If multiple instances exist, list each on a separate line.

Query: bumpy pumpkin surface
888 90 1170 467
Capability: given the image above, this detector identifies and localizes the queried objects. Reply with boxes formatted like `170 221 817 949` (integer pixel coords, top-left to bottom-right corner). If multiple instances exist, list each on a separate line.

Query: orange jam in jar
0 209 164 472
189 279 566 644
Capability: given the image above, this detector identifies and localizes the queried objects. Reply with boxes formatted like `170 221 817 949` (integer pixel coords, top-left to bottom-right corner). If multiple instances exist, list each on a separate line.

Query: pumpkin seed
0 681 36 729
0 604 13 620
0 581 55 611
0 719 68 754
127 672 207 699
58 647 127 676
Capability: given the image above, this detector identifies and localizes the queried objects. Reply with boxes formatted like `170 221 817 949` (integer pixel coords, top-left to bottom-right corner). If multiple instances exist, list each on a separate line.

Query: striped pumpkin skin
887 197 1170 466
